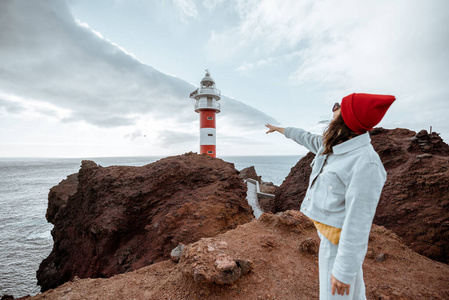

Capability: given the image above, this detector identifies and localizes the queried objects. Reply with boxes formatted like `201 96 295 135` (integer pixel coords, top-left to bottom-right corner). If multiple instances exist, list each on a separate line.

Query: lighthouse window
207 151 214 154
207 117 214 120
208 134 213 136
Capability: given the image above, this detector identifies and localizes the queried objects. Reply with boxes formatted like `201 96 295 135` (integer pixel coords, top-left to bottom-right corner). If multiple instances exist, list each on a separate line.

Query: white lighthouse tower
189 70 221 158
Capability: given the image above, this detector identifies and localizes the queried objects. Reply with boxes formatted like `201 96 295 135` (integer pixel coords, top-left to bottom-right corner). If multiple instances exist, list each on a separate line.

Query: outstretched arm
265 124 285 134
267 124 322 154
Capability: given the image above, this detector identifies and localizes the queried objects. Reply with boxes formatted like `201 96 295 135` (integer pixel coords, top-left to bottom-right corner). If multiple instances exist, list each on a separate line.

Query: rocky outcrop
270 128 449 263
28 211 449 300
46 173 78 223
37 153 254 292
239 166 261 183
258 181 277 195
371 128 449 263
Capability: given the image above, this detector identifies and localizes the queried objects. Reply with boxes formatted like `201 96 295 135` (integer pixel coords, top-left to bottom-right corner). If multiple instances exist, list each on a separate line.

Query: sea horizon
0 154 304 159
0 155 302 297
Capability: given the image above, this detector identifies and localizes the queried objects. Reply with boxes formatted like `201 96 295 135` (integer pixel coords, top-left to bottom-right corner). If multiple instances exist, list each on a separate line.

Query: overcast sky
1 0 448 158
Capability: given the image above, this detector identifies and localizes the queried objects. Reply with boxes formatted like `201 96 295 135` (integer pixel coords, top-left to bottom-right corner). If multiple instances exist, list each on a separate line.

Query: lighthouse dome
201 70 215 86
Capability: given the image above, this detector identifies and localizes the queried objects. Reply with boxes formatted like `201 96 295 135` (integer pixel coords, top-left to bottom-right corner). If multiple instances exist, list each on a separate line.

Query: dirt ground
24 211 449 300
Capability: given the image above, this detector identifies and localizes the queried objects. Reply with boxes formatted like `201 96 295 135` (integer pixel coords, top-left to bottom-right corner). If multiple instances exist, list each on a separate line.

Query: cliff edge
36 153 254 292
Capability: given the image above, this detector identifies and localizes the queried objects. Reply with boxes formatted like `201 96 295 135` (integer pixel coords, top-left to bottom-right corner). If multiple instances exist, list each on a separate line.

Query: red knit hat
340 93 396 134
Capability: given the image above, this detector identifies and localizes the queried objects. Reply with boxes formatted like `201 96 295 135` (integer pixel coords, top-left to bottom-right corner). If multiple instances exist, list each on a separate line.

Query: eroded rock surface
239 166 261 183
37 153 254 291
180 238 252 284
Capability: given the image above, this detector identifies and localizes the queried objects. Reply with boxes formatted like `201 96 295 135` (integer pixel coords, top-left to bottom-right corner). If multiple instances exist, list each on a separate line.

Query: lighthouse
189 70 221 158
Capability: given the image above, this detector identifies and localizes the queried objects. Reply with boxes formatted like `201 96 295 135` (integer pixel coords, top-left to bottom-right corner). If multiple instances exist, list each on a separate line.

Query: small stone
300 238 319 254
170 243 186 262
366 248 375 259
193 267 208 282
416 130 428 138
261 236 277 248
215 254 236 271
417 153 433 159
376 253 386 262
236 259 252 275
217 241 228 249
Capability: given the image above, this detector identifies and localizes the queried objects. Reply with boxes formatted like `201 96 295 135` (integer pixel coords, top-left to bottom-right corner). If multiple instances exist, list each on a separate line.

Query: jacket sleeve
284 127 323 154
331 162 386 284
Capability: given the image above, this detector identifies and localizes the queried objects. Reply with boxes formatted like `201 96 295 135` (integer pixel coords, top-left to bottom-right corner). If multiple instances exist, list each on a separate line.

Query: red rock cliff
271 128 449 263
37 153 254 291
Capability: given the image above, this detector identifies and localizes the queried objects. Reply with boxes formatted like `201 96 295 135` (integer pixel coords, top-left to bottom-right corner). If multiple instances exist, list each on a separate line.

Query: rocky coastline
36 153 254 292
4 128 449 299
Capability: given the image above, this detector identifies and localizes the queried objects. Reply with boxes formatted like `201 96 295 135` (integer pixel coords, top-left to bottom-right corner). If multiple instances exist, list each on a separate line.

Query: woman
266 93 395 299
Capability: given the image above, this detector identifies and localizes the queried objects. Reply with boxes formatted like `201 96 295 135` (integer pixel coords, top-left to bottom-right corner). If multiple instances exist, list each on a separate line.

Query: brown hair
322 113 359 155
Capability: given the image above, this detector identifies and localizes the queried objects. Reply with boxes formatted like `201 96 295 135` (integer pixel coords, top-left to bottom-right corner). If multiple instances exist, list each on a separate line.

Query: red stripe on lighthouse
200 110 216 128
200 145 216 157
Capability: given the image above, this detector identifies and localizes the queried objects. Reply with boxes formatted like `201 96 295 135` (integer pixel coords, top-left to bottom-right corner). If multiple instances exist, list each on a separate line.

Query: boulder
170 243 186 263
180 238 252 284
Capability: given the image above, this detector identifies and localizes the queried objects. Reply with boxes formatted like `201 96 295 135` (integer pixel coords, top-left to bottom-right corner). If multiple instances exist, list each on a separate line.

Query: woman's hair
322 113 359 155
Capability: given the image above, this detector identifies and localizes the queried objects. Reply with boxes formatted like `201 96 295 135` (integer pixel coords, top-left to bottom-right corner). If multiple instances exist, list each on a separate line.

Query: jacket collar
332 132 371 155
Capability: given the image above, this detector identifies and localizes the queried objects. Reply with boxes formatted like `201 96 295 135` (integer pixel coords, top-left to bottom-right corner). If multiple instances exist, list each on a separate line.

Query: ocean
0 155 301 297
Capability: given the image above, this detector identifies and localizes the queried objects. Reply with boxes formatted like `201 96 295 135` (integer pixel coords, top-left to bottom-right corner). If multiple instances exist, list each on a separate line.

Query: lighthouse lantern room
189 70 221 157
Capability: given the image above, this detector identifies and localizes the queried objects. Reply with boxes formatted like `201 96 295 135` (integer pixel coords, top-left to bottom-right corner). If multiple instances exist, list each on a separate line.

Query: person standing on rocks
265 93 395 299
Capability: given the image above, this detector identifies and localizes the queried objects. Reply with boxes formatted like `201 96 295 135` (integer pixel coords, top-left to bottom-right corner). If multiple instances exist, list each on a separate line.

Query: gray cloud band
0 0 276 131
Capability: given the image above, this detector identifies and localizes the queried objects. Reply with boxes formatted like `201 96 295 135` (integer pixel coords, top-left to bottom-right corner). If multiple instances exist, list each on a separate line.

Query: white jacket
284 127 386 284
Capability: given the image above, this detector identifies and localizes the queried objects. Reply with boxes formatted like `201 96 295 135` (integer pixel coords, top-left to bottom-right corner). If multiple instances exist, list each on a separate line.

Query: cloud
0 0 276 141
0 98 26 114
124 129 143 141
62 113 136 128
173 0 198 19
202 0 225 11
206 0 449 138
3 0 446 157
156 130 197 148
213 0 449 87
220 97 277 128
237 57 276 72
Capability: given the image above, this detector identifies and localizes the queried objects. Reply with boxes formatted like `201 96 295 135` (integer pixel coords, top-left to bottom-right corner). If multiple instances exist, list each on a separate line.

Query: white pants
318 232 366 300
